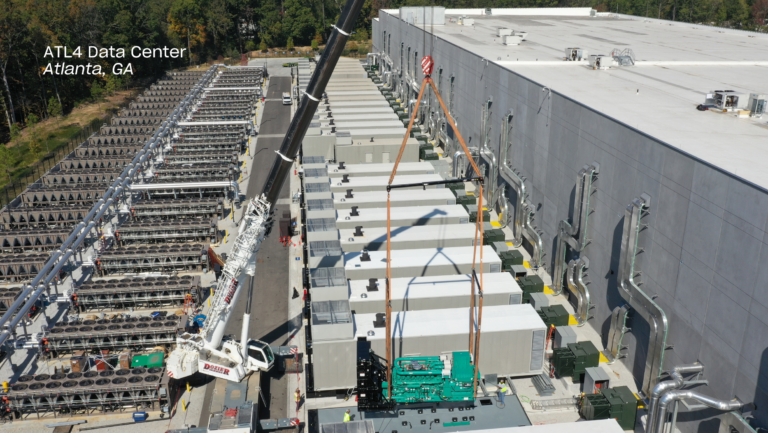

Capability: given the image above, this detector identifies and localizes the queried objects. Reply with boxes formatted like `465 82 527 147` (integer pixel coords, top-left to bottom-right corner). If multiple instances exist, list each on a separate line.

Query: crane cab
246 339 275 371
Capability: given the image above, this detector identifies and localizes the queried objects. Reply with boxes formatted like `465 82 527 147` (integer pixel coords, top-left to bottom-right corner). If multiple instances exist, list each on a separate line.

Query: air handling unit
333 189 455 210
344 246 501 279
335 205 469 229
308 303 546 391
348 273 522 314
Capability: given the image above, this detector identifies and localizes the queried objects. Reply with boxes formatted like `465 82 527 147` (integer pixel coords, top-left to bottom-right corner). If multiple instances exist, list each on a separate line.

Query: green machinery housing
580 386 638 430
552 341 600 382
382 352 480 404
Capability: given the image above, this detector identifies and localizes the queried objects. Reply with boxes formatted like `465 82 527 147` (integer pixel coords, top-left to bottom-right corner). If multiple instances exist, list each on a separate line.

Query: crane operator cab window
247 339 275 369
282 92 292 105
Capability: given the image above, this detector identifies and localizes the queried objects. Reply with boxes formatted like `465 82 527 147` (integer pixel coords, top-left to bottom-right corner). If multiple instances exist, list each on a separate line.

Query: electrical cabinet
499 250 524 271
483 228 505 245
552 340 599 382
580 386 638 431
569 341 600 383
520 275 545 303
537 304 568 327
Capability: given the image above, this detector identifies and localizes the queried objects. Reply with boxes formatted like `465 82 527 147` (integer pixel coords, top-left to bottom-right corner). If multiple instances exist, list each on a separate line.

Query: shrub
287 37 294 50
47 97 62 117
260 41 268 52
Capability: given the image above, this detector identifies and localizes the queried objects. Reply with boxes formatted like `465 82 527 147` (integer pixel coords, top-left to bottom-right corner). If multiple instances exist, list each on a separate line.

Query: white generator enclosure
348 273 523 314
344 246 502 279
335 205 469 229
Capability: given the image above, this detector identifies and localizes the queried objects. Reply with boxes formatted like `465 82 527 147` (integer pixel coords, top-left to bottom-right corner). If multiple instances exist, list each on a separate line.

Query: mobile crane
166 0 366 382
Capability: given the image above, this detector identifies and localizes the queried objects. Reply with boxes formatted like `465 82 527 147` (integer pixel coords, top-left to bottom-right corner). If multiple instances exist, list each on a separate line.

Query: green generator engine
580 386 638 430
382 351 480 404
551 340 600 382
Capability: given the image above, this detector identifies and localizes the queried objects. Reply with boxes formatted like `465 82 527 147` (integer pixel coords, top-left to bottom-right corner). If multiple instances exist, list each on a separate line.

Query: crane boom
167 0 366 382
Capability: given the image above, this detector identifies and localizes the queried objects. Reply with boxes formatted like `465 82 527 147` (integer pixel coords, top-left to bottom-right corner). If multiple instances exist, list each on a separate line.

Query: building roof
380 8 768 189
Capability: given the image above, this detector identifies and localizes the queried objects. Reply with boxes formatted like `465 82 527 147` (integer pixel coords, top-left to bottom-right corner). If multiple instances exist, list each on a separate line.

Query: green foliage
9 124 21 140
282 0 319 46
287 37 295 50
91 82 105 102
348 42 359 53
0 146 10 180
104 75 124 97
47 97 62 118
260 40 268 52
26 113 40 125
245 40 257 52
358 46 369 56
311 39 319 51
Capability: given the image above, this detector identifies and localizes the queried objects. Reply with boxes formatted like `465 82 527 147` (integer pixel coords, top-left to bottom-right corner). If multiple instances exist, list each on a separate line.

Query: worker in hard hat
498 379 508 406
294 388 301 412
343 409 351 422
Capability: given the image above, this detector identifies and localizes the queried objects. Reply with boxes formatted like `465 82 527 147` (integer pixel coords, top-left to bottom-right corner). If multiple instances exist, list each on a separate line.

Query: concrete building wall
376 12 768 432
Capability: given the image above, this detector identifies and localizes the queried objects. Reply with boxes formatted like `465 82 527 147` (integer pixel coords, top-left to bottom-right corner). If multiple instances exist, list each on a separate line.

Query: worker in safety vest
294 388 301 411
497 379 508 405
343 409 351 422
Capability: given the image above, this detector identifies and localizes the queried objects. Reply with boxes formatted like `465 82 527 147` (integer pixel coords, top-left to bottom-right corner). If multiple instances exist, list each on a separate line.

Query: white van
282 92 292 105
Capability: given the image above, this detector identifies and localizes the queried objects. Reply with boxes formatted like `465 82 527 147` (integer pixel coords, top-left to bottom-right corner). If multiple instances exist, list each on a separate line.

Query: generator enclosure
335 205 470 230
330 174 444 193
344 246 502 279
332 189 456 210
327 162 435 179
310 304 546 391
348 273 522 314
339 224 476 252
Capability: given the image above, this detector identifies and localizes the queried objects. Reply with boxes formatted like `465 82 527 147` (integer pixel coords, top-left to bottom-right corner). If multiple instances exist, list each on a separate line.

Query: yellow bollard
181 399 187 412
2 381 8 392
187 382 191 393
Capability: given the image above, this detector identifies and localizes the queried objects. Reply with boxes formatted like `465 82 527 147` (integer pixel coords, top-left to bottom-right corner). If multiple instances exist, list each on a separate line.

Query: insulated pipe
552 164 598 295
453 148 479 179
646 363 704 433
366 53 379 66
382 71 392 88
655 391 742 433
617 195 669 397
566 256 590 326
498 185 510 229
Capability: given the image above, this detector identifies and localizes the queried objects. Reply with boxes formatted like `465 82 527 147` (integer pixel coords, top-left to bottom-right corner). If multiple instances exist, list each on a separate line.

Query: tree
91 82 105 101
168 0 207 65
47 96 62 117
282 0 320 46
0 0 27 126
0 145 11 182
206 0 232 54
754 0 768 25
259 40 268 52
287 37 294 50
311 39 318 51
245 40 256 52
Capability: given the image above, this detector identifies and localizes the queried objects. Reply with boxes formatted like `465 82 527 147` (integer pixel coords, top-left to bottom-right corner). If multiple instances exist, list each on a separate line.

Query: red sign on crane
421 56 434 76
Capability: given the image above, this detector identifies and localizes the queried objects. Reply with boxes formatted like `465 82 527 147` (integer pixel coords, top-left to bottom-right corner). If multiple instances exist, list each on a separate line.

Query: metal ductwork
605 194 669 398
499 111 543 267
453 148 478 178
655 390 743 433
479 98 498 207
552 162 599 295
566 257 591 326
646 363 704 433
366 53 380 66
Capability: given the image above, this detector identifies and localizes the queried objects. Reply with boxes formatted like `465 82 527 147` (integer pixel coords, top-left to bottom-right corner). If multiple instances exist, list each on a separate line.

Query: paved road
199 76 293 423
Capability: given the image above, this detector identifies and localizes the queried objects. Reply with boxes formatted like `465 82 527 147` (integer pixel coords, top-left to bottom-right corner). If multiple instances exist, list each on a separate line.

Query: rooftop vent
497 28 513 37
565 48 588 61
